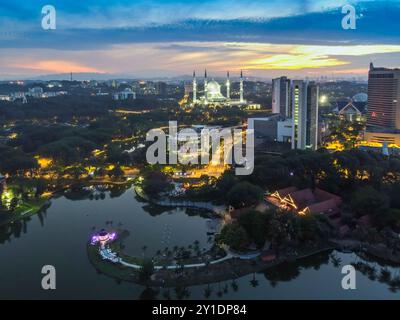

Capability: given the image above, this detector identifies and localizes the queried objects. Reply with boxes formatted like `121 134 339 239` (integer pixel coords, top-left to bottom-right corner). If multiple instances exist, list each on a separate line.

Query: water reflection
0 201 50 244
1 183 400 299
0 220 28 244
351 255 400 293
137 249 400 300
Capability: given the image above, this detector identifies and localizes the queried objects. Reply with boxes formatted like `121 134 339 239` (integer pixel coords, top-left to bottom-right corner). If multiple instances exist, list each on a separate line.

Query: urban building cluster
0 85 67 103
249 64 400 153
249 77 320 151
364 63 400 146
188 70 261 109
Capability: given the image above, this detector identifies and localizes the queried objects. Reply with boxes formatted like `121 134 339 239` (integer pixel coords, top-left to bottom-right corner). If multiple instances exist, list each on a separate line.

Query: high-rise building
272 76 291 117
366 63 400 129
155 81 167 96
291 80 319 150
240 70 244 103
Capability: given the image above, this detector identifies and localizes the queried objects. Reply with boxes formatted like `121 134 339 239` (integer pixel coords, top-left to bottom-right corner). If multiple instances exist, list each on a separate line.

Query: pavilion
267 187 342 218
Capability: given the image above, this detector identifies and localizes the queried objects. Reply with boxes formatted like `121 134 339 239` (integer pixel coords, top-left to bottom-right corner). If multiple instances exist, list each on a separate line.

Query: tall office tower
291 80 319 150
272 76 291 117
192 71 197 103
240 70 244 103
366 63 400 129
226 71 230 99
155 81 167 96
204 69 208 105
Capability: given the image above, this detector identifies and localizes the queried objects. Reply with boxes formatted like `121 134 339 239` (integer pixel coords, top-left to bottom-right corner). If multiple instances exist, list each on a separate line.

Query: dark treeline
0 95 179 121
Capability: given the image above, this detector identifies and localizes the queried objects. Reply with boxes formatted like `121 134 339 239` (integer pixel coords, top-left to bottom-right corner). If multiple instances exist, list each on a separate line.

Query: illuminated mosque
192 70 248 107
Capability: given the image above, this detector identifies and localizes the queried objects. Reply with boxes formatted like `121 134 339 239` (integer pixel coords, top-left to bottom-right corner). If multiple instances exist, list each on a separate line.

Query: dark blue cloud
0 1 399 49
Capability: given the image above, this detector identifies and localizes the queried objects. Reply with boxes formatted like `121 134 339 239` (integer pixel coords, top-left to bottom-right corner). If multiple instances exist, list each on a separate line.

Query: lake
0 186 399 299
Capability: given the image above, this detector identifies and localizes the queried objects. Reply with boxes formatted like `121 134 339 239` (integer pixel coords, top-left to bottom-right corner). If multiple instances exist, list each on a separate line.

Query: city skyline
1 0 400 79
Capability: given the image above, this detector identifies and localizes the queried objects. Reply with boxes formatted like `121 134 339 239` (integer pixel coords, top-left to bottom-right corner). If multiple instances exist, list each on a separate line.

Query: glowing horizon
1 1 399 79
3 42 400 79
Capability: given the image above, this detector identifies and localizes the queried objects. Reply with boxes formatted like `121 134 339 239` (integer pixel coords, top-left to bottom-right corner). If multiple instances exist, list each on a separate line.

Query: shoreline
87 241 335 287
0 197 51 227
88 232 400 287
0 178 133 227
330 239 400 265
86 185 400 286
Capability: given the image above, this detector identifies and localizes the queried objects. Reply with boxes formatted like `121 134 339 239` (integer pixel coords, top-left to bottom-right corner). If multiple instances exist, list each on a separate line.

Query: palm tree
250 273 259 288
367 265 377 281
379 268 392 283
389 276 400 293
204 285 212 299
175 286 190 300
142 245 147 258
231 280 239 292
217 282 223 297
330 253 342 268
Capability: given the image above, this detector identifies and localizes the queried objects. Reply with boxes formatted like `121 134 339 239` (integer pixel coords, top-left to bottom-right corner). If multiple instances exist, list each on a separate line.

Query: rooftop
268 187 342 216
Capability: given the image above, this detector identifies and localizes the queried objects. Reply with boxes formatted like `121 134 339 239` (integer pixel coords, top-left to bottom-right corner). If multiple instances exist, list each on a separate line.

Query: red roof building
267 187 342 218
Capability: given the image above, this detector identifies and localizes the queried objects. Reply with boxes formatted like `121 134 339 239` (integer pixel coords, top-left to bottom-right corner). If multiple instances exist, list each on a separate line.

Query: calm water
0 187 399 300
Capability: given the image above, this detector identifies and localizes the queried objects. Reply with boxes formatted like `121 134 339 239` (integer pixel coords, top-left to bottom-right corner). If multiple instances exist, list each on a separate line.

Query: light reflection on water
0 186 399 299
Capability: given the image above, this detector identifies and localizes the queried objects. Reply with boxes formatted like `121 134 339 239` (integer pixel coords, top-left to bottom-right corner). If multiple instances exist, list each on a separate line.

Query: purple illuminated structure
91 229 117 246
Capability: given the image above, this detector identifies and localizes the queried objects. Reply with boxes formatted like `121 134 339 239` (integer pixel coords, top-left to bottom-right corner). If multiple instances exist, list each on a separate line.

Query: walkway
104 248 261 270
118 252 234 270
134 186 227 216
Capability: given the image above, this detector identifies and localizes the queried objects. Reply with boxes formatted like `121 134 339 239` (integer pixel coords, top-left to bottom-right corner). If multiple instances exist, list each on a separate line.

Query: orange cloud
333 68 369 74
15 60 103 73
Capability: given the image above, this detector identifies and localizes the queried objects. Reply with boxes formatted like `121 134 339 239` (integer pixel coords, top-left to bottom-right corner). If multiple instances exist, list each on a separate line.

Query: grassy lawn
87 243 136 282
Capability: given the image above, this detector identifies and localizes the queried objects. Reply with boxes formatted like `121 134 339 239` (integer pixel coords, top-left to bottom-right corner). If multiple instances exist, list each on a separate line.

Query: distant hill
0 72 273 82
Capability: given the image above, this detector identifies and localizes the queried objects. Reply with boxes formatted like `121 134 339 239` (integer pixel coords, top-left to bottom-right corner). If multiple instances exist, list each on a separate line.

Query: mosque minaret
191 69 247 107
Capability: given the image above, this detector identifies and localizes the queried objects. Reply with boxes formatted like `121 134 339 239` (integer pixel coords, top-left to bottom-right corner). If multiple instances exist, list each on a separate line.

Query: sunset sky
0 0 399 79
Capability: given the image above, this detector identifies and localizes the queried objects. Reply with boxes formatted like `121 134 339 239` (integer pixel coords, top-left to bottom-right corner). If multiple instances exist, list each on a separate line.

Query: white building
291 80 319 150
277 118 293 143
272 76 291 117
28 87 44 98
113 88 136 100
192 70 246 107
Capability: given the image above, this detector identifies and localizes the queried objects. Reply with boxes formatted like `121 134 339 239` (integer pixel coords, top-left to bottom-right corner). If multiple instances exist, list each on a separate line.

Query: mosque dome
207 80 221 95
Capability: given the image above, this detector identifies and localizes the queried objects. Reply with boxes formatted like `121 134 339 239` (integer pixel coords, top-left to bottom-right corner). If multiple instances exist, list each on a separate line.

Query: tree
389 183 400 209
350 186 390 217
108 165 124 178
63 166 87 179
138 259 154 282
216 223 249 251
142 171 173 197
227 182 263 208
297 214 319 242
250 273 259 288
238 210 269 247
375 209 400 230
